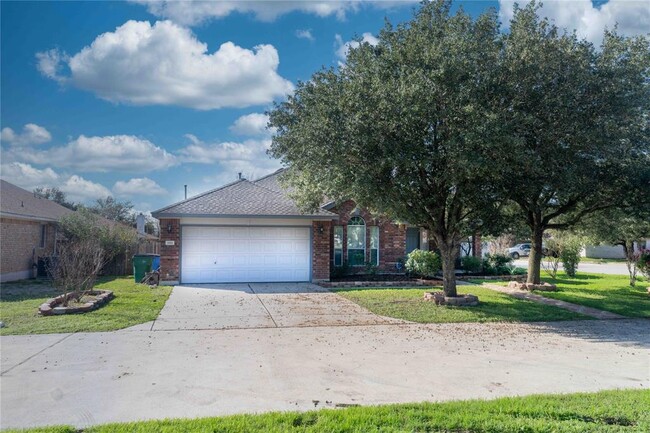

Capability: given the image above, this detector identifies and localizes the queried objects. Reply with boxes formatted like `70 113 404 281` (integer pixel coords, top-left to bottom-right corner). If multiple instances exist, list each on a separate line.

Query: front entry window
370 226 379 266
347 216 366 266
333 226 343 266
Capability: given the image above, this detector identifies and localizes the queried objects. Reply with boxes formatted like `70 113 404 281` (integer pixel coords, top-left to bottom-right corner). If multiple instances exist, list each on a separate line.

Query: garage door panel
181 226 311 283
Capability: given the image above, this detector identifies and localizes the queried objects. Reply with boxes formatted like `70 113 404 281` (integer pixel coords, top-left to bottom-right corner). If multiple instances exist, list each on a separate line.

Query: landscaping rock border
423 291 479 306
507 281 557 291
460 274 527 282
320 279 443 288
39 290 114 316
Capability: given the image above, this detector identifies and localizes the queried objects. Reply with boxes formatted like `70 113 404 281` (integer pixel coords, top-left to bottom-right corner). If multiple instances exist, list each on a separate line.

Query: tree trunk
439 242 460 297
527 225 545 284
622 241 637 287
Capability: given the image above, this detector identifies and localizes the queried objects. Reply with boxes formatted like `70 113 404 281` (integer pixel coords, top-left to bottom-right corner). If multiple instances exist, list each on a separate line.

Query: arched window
347 216 366 266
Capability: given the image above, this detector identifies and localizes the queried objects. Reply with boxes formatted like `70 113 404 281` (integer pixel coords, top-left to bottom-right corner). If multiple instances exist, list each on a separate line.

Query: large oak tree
498 3 650 284
269 1 505 297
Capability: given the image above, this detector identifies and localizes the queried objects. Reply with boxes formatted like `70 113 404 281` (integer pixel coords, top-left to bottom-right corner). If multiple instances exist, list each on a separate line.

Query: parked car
508 243 531 259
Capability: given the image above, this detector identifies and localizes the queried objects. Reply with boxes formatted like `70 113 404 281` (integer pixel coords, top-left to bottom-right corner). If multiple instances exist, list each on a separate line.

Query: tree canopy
270 0 506 296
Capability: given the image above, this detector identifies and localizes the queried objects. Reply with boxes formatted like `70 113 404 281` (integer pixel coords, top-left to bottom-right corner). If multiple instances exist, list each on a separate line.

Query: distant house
0 180 73 282
152 169 481 285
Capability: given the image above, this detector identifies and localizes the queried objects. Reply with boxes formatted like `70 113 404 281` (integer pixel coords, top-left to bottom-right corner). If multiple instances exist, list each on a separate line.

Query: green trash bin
133 254 155 283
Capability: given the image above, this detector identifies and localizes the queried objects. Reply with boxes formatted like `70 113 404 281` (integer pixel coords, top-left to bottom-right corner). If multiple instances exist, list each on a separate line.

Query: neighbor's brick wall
331 201 407 273
1 217 56 276
159 218 180 282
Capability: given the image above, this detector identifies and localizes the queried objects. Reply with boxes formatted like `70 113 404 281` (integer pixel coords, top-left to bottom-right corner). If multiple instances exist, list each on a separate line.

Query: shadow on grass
529 318 650 349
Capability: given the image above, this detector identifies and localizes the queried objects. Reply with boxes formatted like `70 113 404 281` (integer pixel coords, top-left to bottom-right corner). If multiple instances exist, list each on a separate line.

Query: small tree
91 196 136 225
34 186 76 210
49 209 138 301
48 239 104 306
580 208 650 286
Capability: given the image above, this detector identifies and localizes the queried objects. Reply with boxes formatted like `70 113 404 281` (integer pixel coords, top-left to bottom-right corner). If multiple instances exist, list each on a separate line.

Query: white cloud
113 177 167 196
36 20 294 110
16 135 177 173
178 135 270 163
229 113 273 136
0 162 60 190
177 134 281 185
133 1 362 25
499 0 650 45
60 175 112 202
0 162 111 203
296 29 315 41
335 32 380 60
1 124 52 146
35 49 68 84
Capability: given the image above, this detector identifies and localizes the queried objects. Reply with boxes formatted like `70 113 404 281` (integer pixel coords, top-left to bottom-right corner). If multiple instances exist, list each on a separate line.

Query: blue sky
1 1 648 213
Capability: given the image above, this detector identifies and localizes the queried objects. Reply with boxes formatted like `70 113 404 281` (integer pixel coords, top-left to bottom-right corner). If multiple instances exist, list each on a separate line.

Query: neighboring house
152 169 432 284
0 180 72 282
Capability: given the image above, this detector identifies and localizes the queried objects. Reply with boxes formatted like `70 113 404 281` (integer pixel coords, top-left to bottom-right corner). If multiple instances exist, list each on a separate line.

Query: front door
406 227 420 254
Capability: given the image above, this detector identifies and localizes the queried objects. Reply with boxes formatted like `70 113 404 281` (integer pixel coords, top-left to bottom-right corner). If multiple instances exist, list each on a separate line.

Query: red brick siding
1 217 56 278
312 221 331 281
330 201 406 273
159 218 180 282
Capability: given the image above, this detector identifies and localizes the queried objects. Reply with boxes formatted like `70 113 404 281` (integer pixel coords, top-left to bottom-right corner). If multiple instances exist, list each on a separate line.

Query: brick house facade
0 180 71 282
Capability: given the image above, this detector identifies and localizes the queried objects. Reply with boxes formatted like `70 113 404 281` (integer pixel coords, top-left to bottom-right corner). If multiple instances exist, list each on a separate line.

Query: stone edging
459 275 527 281
320 279 443 288
39 290 114 316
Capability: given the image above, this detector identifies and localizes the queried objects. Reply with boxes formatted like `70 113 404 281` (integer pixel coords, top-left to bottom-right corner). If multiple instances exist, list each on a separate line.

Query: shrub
330 262 351 279
405 249 441 278
637 249 650 279
364 261 379 276
482 253 514 275
460 255 482 273
559 236 583 277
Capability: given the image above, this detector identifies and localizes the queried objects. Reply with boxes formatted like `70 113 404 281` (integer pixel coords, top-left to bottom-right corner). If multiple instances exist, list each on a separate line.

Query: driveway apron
151 283 405 331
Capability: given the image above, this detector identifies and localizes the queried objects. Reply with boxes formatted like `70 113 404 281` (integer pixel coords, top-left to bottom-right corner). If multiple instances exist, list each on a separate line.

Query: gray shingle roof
152 170 336 219
0 180 73 222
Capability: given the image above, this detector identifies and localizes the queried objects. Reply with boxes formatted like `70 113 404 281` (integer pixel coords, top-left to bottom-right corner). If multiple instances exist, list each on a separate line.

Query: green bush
636 249 650 279
405 249 441 278
560 237 583 277
482 253 514 275
330 262 351 279
460 255 482 273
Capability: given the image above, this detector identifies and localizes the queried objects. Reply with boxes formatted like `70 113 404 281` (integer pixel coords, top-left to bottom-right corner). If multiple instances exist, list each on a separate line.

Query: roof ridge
253 167 286 184
246 179 288 196
152 178 246 215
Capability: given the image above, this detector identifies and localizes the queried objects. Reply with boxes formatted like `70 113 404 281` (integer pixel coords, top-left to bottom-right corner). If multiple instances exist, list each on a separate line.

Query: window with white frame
370 226 379 266
40 225 47 248
347 216 366 266
333 225 343 266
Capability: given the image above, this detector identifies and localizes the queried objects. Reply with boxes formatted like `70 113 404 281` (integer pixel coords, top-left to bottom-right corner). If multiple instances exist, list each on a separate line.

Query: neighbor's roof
152 169 336 219
0 180 74 222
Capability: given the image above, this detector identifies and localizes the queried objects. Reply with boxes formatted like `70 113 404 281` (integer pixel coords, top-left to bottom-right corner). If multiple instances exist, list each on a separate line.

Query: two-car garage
181 226 311 284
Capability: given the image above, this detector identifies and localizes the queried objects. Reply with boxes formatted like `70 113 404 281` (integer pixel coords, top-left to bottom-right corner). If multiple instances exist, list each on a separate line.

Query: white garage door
181 226 311 283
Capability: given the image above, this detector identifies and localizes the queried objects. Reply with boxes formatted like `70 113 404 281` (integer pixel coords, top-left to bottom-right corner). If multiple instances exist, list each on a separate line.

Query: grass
5 389 649 432
478 272 650 318
335 284 586 323
0 277 171 335
539 273 650 318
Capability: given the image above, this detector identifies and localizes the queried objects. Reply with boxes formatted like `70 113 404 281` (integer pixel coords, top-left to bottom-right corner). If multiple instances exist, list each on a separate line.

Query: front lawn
539 273 650 318
6 389 649 432
0 277 171 335
335 285 586 323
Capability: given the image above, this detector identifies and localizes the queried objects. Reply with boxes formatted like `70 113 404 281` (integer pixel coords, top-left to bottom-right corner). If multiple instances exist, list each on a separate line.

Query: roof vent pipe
238 172 242 180
184 185 187 200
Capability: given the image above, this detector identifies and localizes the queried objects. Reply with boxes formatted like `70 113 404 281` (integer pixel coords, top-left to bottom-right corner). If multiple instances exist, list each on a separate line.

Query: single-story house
0 180 72 282
152 169 439 284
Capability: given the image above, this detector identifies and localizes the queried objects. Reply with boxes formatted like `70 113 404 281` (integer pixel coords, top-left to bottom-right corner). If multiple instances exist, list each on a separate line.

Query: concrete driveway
148 283 405 331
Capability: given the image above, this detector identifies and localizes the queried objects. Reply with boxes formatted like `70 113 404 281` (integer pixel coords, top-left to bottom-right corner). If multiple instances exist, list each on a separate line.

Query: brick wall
330 201 407 273
312 221 331 281
159 218 180 282
1 217 56 280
